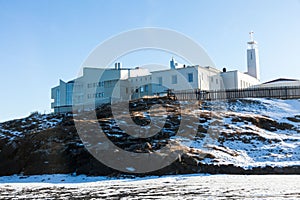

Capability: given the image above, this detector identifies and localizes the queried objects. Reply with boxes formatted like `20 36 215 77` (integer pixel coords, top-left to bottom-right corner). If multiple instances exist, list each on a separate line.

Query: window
66 84 73 105
211 77 213 83
145 85 149 92
96 92 104 98
56 89 60 106
104 80 114 88
216 79 219 84
158 77 162 86
188 73 193 82
172 75 177 84
98 82 104 87
140 86 144 93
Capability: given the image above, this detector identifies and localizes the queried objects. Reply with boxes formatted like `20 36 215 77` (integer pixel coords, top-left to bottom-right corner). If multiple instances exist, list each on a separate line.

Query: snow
171 98 300 169
0 113 63 139
0 174 300 199
194 117 300 168
0 174 111 184
227 98 300 121
126 167 136 172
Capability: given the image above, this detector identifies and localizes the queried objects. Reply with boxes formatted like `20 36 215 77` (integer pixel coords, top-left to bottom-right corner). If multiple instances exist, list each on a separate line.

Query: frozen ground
1 99 300 198
176 98 300 169
0 174 300 199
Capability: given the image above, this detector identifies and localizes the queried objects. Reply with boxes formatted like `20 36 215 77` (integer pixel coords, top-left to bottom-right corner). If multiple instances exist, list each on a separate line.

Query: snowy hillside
178 98 300 169
0 98 300 176
0 112 63 141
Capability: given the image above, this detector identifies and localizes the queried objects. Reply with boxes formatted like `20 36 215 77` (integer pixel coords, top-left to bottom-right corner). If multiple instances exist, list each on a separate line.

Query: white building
151 63 222 93
51 64 152 113
221 70 260 90
51 33 261 113
254 78 300 88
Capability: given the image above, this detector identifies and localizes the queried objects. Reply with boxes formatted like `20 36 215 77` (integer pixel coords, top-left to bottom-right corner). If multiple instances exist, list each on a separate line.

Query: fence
171 86 300 101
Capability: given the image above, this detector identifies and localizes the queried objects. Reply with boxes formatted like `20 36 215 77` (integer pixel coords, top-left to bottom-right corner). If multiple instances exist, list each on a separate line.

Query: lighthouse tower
247 31 260 81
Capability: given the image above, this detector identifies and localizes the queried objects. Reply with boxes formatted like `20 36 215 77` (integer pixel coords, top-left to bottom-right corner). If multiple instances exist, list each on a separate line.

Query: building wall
237 71 260 89
199 67 222 90
176 67 199 89
221 70 260 90
128 75 152 99
150 65 221 94
221 71 238 90
82 68 122 106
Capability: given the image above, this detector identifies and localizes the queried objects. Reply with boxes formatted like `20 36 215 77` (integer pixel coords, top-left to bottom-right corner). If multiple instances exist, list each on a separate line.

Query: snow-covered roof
262 78 300 85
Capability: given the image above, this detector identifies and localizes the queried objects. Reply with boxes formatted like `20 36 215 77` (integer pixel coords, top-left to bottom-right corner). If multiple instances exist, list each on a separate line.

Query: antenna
249 31 254 42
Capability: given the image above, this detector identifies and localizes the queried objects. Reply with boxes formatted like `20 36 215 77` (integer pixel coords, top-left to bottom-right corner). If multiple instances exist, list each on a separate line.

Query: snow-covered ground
0 174 299 199
0 113 63 140
228 98 300 119
174 98 300 169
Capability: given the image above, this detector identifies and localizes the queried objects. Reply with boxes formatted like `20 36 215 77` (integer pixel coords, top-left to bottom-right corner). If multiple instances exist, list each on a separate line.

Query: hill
0 98 300 176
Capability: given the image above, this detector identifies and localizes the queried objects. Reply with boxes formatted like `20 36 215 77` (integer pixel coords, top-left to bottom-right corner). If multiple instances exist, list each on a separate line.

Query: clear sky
0 0 299 122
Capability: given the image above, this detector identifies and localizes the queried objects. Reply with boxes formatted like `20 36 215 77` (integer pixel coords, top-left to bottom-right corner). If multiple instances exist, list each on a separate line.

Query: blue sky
0 0 299 122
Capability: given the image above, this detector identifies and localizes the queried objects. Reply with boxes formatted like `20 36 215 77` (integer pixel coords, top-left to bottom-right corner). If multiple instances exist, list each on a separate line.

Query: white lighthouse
247 31 260 81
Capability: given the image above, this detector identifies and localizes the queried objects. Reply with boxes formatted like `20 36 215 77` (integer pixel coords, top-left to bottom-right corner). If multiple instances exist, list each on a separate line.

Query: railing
171 86 300 101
